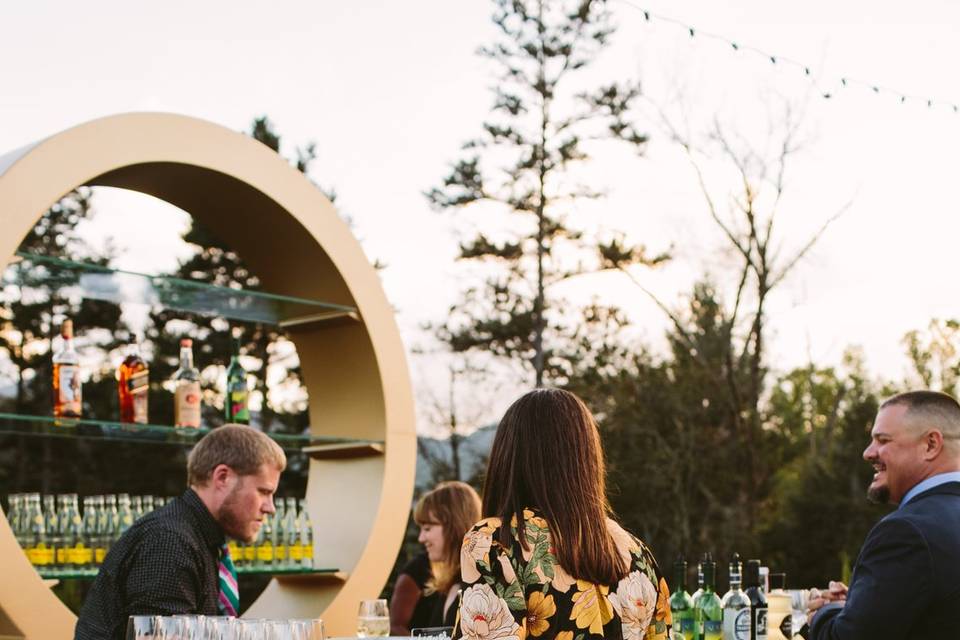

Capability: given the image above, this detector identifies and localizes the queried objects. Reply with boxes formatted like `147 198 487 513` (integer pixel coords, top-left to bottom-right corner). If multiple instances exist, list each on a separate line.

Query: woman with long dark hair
454 388 671 640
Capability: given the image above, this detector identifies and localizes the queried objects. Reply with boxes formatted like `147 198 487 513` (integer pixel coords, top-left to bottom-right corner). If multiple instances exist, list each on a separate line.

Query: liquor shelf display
0 113 417 639
6 251 358 329
36 567 342 580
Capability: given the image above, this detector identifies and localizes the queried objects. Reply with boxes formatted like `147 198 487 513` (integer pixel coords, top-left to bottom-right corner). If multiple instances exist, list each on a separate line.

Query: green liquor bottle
225 328 249 424
695 554 723 640
670 556 696 640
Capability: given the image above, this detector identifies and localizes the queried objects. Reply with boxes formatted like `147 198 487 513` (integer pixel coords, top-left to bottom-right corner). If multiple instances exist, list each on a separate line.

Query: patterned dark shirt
74 488 225 640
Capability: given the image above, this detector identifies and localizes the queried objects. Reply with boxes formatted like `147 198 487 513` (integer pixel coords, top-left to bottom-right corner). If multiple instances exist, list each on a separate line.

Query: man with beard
75 424 285 640
805 390 960 640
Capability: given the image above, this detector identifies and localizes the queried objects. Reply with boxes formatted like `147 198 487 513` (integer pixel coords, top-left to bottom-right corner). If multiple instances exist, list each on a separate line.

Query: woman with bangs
391 481 482 635
453 388 672 640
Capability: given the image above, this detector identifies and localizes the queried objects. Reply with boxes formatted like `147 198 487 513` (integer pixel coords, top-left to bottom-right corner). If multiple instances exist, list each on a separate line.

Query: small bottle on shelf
43 494 60 570
272 498 287 567
283 496 299 569
298 498 314 569
118 341 149 424
225 327 250 424
172 338 201 428
52 318 82 419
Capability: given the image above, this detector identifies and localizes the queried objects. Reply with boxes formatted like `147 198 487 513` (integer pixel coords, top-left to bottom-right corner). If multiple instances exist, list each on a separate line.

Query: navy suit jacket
810 481 960 639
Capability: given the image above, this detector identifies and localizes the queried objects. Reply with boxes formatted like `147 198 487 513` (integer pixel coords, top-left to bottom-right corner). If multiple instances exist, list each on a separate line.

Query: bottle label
95 547 107 564
56 547 67 564
228 541 241 561
257 542 274 562
755 609 767 639
304 544 313 560
57 364 82 412
244 545 256 562
228 388 249 421
289 544 304 561
127 369 149 392
703 620 722 640
275 544 287 561
724 608 750 640
175 381 201 427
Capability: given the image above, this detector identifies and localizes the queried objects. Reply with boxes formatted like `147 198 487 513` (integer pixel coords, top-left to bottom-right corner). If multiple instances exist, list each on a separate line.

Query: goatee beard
867 485 890 505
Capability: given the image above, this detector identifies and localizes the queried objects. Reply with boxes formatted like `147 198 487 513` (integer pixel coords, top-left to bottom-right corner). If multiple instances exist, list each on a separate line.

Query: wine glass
357 599 389 637
153 616 183 640
126 616 158 640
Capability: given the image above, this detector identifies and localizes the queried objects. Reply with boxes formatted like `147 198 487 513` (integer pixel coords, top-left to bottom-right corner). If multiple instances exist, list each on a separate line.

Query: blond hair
187 424 286 486
414 481 482 594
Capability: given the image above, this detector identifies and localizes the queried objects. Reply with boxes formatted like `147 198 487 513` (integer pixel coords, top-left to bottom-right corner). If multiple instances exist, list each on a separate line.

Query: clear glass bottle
691 553 707 608
80 496 97 568
670 555 695 640
283 497 299 569
43 494 59 570
8 494 24 550
118 341 149 424
225 327 250 424
272 498 286 567
26 493 48 566
256 514 273 567
298 498 314 569
52 318 82 419
92 496 109 566
722 553 751 640
142 495 155 515
172 338 201 428
695 553 723 640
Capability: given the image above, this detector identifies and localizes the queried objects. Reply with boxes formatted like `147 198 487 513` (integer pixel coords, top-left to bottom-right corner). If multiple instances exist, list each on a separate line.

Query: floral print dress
453 509 671 640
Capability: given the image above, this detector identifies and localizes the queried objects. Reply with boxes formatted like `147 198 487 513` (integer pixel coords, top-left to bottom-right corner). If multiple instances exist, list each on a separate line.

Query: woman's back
455 509 671 640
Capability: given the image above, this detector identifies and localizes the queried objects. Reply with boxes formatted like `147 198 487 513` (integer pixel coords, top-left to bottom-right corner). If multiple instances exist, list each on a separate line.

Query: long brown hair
482 388 627 585
414 480 482 594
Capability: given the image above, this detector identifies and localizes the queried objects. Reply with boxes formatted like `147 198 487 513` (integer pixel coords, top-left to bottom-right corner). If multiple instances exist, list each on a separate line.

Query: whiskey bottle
118 342 149 424
173 338 201 428
52 319 82 419
225 328 250 424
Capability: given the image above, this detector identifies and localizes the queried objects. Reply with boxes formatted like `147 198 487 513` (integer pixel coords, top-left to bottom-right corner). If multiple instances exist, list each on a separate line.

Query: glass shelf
37 566 340 580
0 412 384 452
5 251 357 328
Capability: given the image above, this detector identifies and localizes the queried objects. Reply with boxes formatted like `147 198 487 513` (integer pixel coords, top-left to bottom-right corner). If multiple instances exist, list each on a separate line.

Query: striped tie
218 543 240 617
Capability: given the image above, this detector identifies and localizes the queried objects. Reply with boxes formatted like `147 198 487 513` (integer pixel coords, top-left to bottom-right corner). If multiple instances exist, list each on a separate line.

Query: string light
614 0 959 115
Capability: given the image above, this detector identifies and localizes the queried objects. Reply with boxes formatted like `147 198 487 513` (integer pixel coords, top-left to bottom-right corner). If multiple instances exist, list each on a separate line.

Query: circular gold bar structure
0 113 416 639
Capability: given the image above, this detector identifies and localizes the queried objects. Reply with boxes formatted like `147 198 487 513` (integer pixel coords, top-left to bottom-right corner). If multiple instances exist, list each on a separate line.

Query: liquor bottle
173 338 201 428
257 513 274 567
118 494 134 537
52 318 82 419
670 556 696 640
43 494 60 570
273 498 287 567
298 499 314 569
691 553 707 606
94 495 111 565
225 328 249 424
118 341 149 424
744 560 768 640
766 574 792 640
283 497 300 569
695 555 723 640
722 553 751 640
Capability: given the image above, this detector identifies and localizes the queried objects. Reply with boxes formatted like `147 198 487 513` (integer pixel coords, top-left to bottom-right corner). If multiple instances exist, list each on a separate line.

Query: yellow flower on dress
461 526 495 583
459 583 522 640
525 591 556 637
570 580 614 635
555 632 573 640
608 571 657 640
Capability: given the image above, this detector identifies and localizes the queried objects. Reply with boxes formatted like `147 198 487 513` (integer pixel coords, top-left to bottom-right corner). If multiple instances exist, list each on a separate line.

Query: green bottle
695 554 723 640
225 328 249 424
670 556 696 640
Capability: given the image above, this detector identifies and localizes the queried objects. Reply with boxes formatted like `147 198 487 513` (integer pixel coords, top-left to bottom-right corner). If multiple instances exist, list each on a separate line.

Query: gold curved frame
0 113 416 639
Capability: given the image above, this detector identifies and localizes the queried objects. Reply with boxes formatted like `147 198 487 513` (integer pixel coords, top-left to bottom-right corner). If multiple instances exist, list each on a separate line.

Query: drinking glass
289 618 325 640
411 626 453 640
174 614 205 639
154 616 183 640
356 599 389 637
204 616 236 640
126 616 158 640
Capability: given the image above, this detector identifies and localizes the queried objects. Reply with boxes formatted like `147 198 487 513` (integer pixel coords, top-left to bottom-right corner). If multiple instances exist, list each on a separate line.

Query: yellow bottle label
45 548 56 565
95 548 107 564
256 543 274 562
275 545 287 561
304 544 313 559
228 541 240 560
288 544 303 561
26 547 38 565
244 545 255 562
56 548 67 564
34 543 49 566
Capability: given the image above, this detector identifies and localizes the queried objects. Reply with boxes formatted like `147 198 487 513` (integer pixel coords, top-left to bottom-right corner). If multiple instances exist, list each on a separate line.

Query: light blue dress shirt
900 471 960 508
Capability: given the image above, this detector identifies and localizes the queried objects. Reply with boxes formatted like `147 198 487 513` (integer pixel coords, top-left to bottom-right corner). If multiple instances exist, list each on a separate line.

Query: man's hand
807 581 848 617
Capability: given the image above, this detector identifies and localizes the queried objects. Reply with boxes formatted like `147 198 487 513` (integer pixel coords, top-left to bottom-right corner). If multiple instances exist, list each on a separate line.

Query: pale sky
2 1 959 435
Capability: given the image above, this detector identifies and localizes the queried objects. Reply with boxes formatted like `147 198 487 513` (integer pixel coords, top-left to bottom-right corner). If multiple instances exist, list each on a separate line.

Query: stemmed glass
357 599 389 637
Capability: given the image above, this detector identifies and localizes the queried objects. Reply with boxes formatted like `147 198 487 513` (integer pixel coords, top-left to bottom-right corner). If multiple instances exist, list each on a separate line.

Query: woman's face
417 518 445 562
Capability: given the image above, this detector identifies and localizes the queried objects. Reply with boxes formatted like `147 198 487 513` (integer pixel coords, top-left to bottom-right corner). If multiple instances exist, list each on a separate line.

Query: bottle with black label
744 559 768 640
766 573 792 640
722 553 751 640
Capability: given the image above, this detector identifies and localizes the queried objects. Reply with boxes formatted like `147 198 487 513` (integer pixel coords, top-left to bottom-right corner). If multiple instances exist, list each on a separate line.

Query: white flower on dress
607 570 657 640
459 583 522 640
461 525 495 583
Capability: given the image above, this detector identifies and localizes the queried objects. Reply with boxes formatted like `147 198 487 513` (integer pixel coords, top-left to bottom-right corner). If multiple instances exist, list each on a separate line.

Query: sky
2 1 959 435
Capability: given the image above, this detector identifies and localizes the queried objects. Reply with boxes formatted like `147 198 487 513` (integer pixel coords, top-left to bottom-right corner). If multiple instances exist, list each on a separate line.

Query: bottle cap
180 338 193 348
61 318 74 338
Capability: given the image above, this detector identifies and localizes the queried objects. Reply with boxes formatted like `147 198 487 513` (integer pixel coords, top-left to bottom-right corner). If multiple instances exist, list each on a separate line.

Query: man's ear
924 430 945 460
210 464 234 489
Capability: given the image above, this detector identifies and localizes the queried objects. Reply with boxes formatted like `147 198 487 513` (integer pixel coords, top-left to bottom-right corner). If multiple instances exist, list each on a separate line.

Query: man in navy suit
806 390 960 639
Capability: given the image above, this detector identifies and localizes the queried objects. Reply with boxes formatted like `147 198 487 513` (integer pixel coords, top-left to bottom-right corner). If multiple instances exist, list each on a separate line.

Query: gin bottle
722 553 751 640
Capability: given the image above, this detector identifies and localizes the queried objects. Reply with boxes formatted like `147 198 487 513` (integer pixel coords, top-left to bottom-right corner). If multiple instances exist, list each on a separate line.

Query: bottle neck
179 347 194 370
